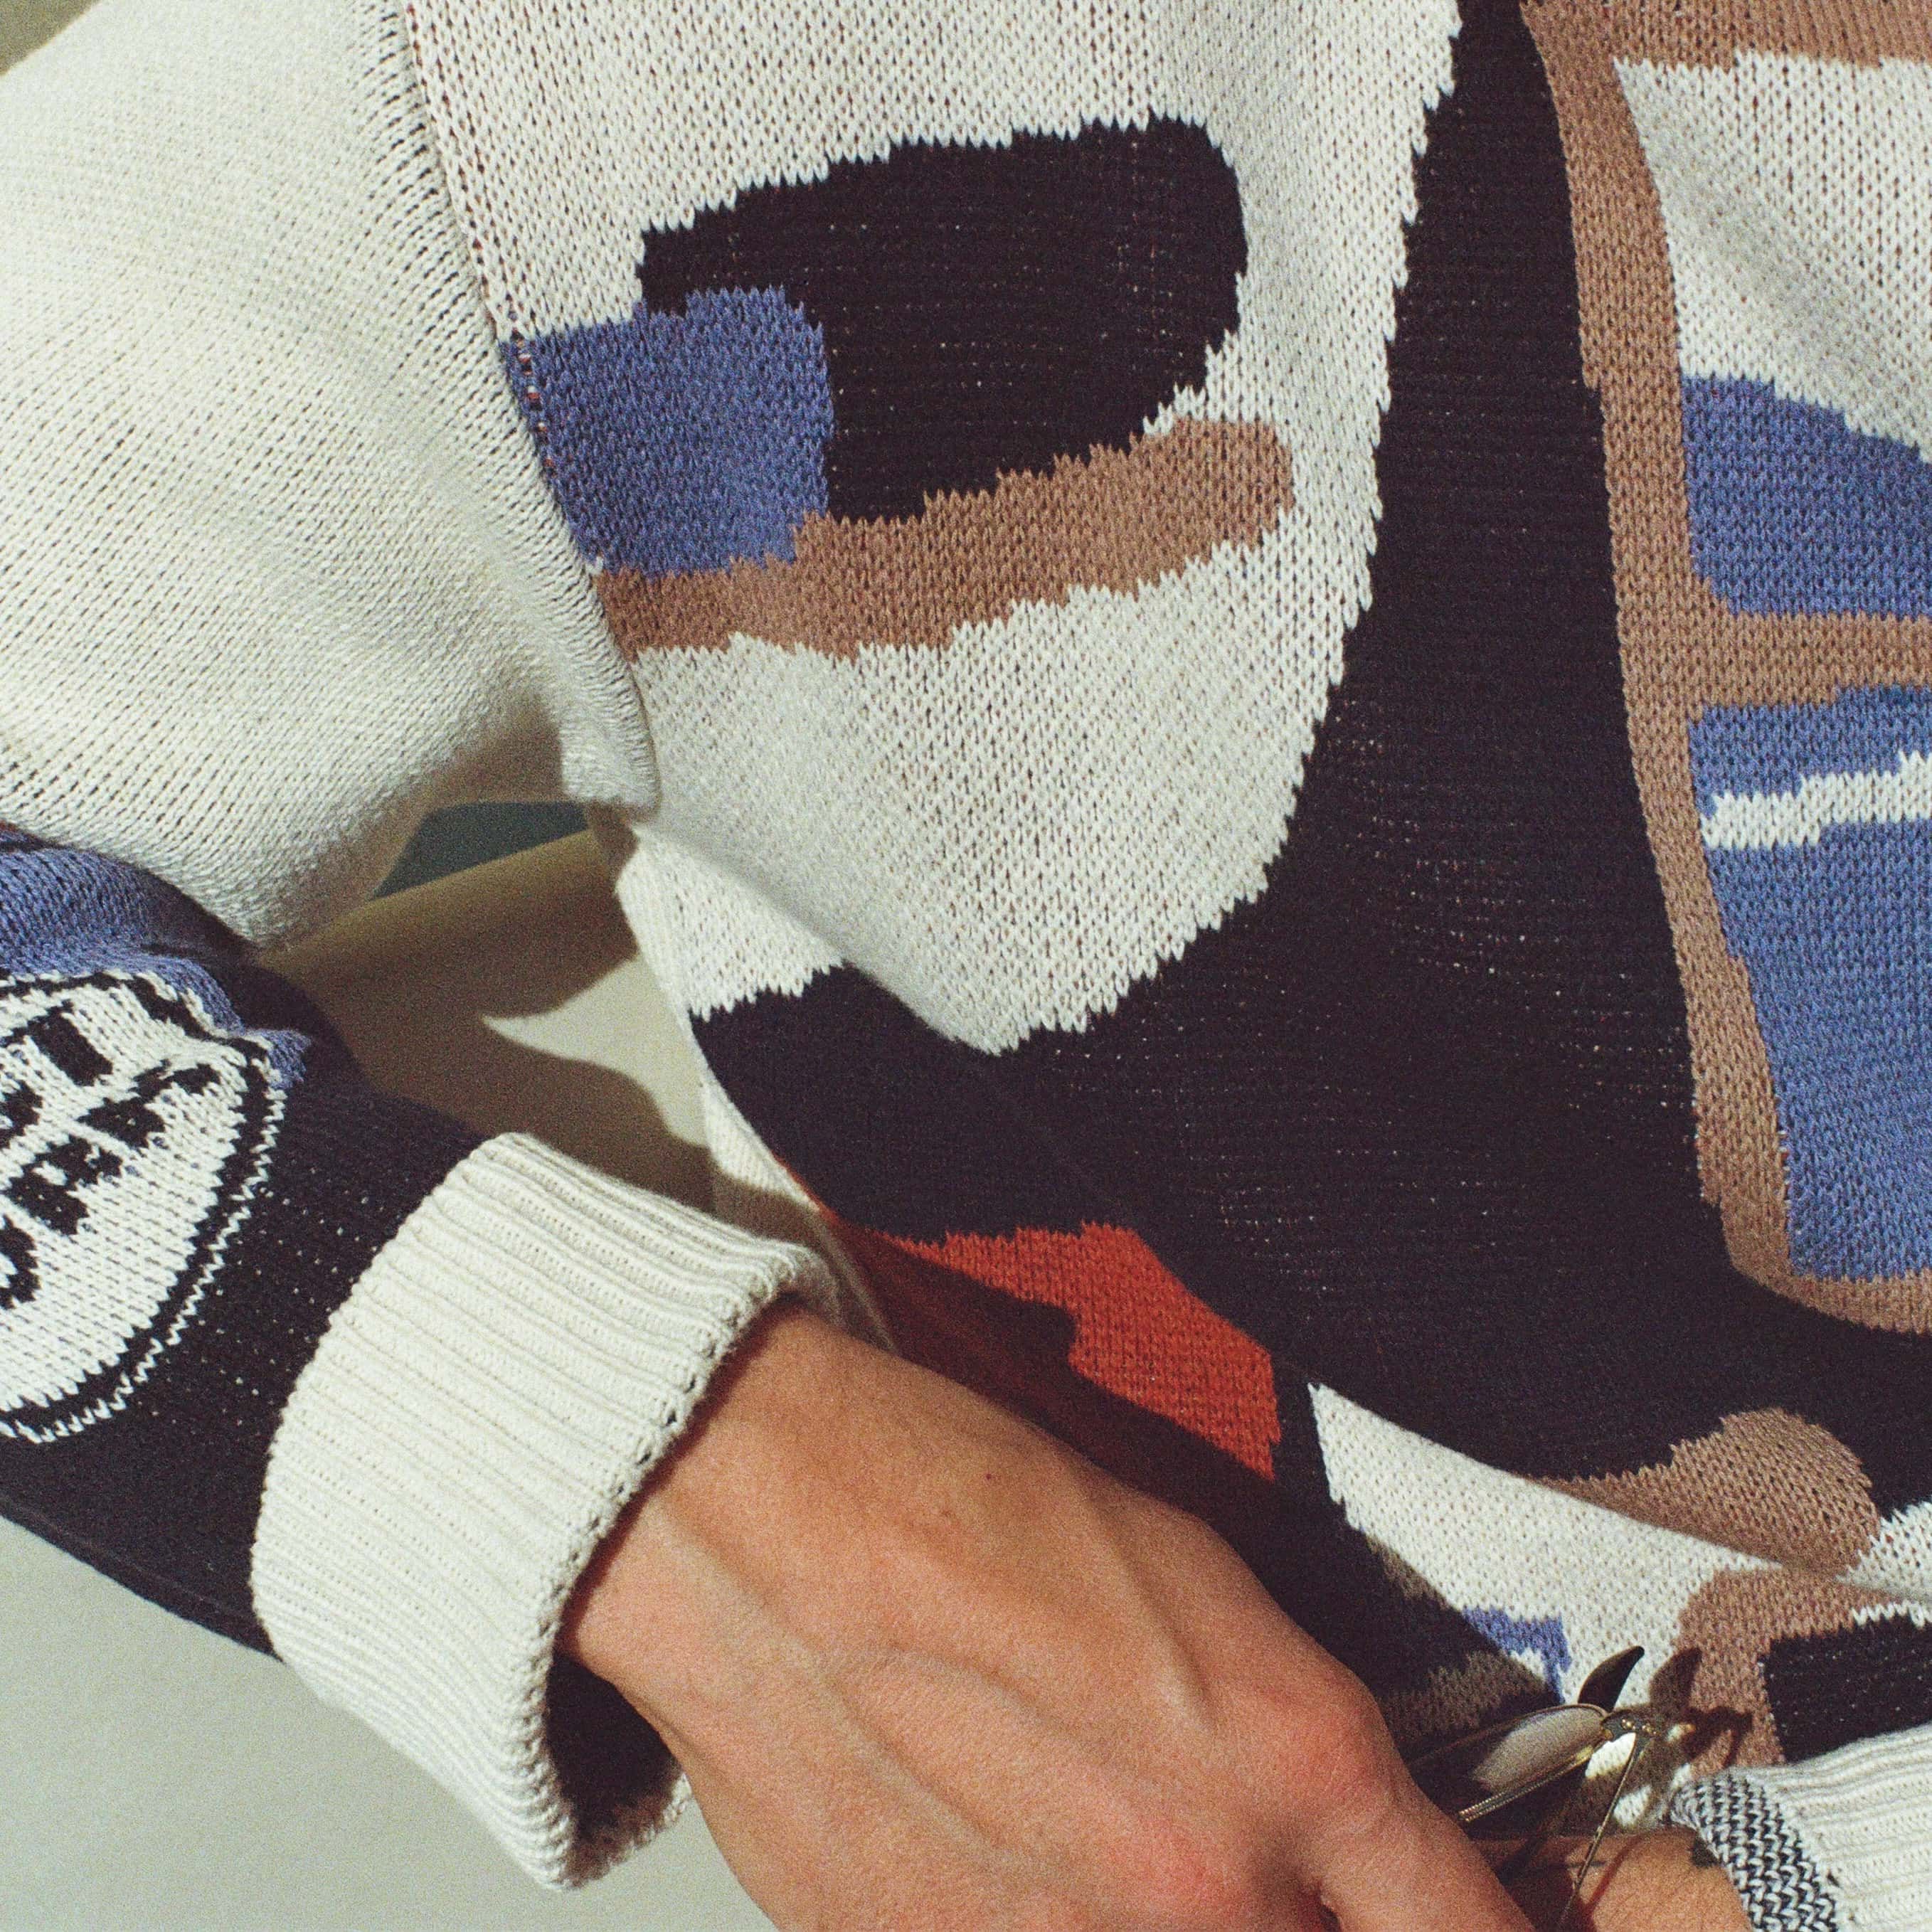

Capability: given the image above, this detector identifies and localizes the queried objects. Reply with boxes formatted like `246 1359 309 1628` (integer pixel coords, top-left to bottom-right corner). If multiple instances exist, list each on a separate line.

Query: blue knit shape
0 840 307 1090
1691 689 1932 1280
1460 1605 1571 1695
1682 376 1932 619
507 285 834 576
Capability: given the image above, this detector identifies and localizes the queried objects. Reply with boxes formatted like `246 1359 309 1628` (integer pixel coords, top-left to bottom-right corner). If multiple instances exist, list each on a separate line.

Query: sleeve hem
248 1130 842 1888
1670 1772 1846 1932
1670 1724 1932 1932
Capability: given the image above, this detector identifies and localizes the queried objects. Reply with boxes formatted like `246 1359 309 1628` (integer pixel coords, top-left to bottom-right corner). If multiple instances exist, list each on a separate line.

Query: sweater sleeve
0 825 842 1885
0 0 849 1891
1669 1726 1932 1932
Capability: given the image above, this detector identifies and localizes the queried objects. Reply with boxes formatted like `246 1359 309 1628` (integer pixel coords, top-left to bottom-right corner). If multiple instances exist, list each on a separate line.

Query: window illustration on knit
1532 1 1932 1328
1692 689 1932 1282
1618 47 1932 622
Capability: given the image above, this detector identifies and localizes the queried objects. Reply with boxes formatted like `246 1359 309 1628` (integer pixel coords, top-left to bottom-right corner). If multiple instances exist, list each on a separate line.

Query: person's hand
1492 1828 1750 1931
562 1300 1532 1931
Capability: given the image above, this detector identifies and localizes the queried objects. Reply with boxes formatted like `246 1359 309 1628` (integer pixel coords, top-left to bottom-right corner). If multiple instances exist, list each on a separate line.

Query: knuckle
1103 1816 1276 1932
1263 1672 1406 1835
1311 1730 1413 1853
1327 1723 1409 1827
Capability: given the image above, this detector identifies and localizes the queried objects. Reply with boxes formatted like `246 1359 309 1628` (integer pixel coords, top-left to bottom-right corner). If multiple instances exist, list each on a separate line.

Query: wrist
1500 1829 1749 1931
558 1295 844 1700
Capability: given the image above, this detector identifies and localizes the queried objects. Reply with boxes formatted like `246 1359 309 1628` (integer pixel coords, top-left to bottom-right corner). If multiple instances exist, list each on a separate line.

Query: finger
1313 1786 1534 1932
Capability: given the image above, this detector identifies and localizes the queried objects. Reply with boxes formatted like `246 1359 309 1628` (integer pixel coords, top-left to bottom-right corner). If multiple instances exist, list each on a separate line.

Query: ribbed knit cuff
1670 1726 1932 1932
249 1132 842 1887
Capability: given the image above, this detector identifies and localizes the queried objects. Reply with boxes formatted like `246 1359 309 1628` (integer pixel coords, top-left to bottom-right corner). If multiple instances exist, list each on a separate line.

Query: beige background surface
3 5 773 1920
0 0 80 73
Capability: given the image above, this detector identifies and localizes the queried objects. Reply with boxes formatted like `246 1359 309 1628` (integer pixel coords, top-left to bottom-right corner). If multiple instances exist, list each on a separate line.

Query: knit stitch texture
4 0 1932 1920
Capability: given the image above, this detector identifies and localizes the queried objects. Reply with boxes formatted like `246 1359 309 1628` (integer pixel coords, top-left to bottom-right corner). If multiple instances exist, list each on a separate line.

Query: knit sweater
4 0 1931 1923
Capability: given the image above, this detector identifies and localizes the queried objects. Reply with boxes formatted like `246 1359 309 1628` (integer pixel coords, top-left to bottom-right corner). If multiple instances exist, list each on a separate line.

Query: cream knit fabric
5 4 1932 1926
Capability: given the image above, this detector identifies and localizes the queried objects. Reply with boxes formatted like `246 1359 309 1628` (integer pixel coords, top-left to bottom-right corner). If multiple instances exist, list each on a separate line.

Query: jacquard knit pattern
6 0 1932 1916
1673 1776 1845 1932
0 829 480 1643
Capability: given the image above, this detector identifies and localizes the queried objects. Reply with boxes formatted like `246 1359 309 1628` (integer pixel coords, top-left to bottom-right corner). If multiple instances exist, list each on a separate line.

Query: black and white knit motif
0 834 482 1648
1672 1775 1843 1932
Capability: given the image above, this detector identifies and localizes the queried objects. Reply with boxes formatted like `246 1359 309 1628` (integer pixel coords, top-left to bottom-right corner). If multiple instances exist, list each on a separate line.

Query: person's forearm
563 1301 1532 1932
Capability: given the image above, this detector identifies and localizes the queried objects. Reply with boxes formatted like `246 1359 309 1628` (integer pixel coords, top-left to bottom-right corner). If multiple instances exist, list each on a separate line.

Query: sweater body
432 0 1932 1788
5 0 1932 1921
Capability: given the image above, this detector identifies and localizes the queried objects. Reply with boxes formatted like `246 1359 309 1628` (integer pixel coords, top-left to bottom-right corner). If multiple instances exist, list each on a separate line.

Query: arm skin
1495 1830 1750 1931
561 1300 1734 1930
558 1301 1521 1930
